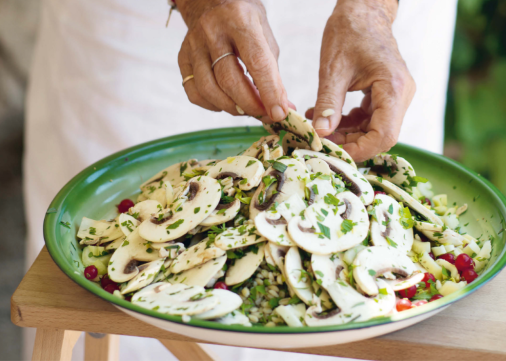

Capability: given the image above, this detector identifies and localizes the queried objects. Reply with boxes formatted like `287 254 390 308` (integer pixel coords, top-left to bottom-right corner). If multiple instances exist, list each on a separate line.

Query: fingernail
270 105 286 121
314 117 330 130
236 105 245 115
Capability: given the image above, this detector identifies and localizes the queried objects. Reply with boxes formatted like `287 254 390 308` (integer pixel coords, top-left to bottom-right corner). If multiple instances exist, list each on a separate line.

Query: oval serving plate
44 126 506 349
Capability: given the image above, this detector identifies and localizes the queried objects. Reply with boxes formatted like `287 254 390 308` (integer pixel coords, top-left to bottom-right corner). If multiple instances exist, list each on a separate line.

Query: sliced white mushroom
77 217 123 245
254 211 295 247
365 175 443 226
132 283 219 316
242 135 283 164
225 243 265 286
281 133 310 155
311 254 345 288
320 138 356 169
306 158 332 175
214 311 251 326
205 156 264 190
139 176 221 242
274 304 306 327
367 153 416 187
118 213 141 237
121 258 165 294
139 180 172 207
140 159 198 188
214 222 266 250
170 239 226 273
370 194 414 252
293 150 373 205
414 221 464 246
128 200 162 223
263 108 322 151
352 246 421 297
305 177 337 205
104 236 126 251
276 194 307 222
193 289 243 320
249 158 308 221
170 255 227 287
107 228 162 283
200 199 241 227
288 191 369 255
284 247 313 305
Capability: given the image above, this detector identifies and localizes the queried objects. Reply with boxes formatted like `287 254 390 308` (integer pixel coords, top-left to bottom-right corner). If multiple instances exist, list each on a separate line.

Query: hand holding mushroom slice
132 283 219 316
311 254 345 288
169 255 227 287
284 247 314 305
225 243 265 286
255 211 296 247
242 135 283 164
107 228 163 283
249 158 308 221
121 258 165 294
414 221 465 246
205 156 264 191
170 238 225 274
365 175 444 226
193 289 243 320
214 222 266 250
263 108 322 151
370 194 414 252
293 150 374 205
77 217 123 245
320 139 357 169
367 153 416 187
352 246 421 297
139 176 221 243
140 159 199 188
200 199 241 227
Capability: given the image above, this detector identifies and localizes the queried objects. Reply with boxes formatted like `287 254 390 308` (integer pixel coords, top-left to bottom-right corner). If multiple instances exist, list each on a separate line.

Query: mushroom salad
78 109 492 327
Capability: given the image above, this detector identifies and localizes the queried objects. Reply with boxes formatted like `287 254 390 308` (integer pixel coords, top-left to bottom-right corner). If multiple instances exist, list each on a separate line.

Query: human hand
177 0 291 121
307 0 415 162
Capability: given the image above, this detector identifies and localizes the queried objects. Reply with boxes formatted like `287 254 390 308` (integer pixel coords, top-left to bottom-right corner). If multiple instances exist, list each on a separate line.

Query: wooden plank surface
32 328 81 361
11 248 506 360
159 340 221 361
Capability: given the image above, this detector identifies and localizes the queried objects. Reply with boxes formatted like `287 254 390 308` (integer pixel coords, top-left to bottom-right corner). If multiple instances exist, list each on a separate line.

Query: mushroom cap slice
284 247 314 305
225 243 265 286
414 221 465 246
170 255 227 287
311 253 345 288
107 228 162 283
274 304 306 327
105 236 126 251
263 108 322 151
370 194 414 252
254 211 296 247
305 177 337 205
293 150 373 205
193 289 243 320
200 199 241 227
205 156 264 190
128 200 162 223
249 158 308 221
132 283 219 316
121 258 164 294
352 246 420 297
138 176 221 242
281 133 310 155
365 175 443 226
276 194 307 223
306 158 332 175
214 311 252 326
215 222 266 250
139 180 172 207
118 213 140 237
368 153 415 187
140 159 198 188
288 191 369 255
242 135 283 163
77 217 123 245
170 238 225 274
320 139 357 169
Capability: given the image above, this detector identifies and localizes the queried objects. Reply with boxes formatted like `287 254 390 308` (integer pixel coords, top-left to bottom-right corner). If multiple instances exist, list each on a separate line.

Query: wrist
334 0 398 24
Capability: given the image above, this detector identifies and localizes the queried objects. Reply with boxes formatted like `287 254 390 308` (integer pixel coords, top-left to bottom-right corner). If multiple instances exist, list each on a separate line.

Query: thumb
313 77 350 137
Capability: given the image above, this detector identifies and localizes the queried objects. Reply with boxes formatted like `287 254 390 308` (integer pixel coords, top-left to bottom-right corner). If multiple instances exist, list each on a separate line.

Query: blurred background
0 0 504 360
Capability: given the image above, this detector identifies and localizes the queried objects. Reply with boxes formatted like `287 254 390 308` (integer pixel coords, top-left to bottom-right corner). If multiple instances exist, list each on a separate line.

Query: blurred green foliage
445 0 506 193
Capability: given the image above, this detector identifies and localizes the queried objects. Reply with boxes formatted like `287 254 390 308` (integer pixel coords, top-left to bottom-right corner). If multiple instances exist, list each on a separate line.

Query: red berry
412 300 428 307
461 268 478 283
398 285 417 299
374 191 387 196
124 295 132 302
437 253 455 264
422 272 436 289
117 199 135 214
214 281 229 290
428 252 435 260
419 234 431 242
424 198 432 206
101 274 116 288
104 283 120 294
429 294 444 302
455 253 475 273
396 298 412 312
84 265 98 280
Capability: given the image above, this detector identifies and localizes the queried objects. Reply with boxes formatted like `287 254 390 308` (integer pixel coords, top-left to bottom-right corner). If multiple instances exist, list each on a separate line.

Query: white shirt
23 0 457 359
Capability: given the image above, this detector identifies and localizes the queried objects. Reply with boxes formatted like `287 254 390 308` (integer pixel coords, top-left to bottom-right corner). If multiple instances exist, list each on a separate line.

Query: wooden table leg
159 339 220 361
32 328 81 361
84 333 120 361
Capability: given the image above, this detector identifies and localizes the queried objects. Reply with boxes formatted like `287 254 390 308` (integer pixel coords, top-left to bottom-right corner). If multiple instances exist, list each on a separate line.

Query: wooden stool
11 248 506 361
